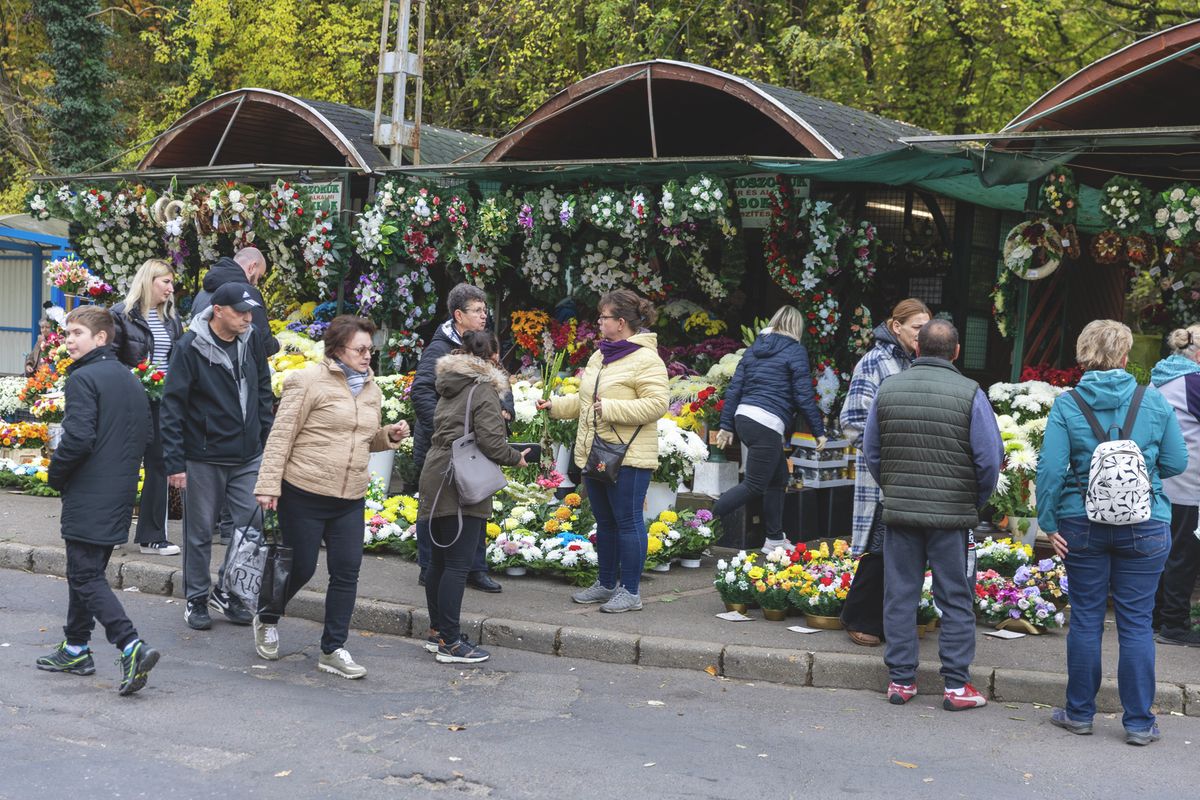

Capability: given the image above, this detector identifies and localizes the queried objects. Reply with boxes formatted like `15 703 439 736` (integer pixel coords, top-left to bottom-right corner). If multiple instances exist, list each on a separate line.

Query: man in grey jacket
863 319 1003 712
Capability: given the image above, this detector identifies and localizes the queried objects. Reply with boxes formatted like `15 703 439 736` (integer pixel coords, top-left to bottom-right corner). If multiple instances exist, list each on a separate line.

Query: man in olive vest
863 318 1003 711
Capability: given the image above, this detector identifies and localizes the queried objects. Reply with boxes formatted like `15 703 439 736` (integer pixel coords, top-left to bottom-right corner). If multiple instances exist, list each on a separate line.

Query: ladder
373 0 426 166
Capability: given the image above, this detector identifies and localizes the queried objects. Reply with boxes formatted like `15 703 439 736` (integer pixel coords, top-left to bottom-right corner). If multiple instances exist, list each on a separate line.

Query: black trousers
1153 503 1200 632
713 416 789 539
261 481 364 654
134 400 168 545
425 516 485 643
64 540 137 650
841 509 886 638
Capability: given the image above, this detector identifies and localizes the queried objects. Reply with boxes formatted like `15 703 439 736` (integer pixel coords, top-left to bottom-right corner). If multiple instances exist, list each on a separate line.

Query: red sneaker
943 683 987 711
887 681 917 705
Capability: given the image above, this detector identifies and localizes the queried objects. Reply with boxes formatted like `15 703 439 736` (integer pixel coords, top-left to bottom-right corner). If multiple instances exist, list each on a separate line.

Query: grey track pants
181 457 261 602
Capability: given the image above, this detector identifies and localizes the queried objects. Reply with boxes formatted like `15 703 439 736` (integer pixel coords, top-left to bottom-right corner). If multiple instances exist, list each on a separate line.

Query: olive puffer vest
876 359 980 529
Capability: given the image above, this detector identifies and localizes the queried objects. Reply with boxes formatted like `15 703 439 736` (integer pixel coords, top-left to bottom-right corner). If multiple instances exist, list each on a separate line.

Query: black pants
134 400 168 545
713 416 788 539
425 515 485 643
841 510 887 638
64 540 137 650
260 481 364 654
1153 503 1200 632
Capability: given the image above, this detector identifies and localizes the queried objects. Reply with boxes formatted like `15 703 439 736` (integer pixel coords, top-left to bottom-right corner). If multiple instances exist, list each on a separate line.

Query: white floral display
0 376 26 417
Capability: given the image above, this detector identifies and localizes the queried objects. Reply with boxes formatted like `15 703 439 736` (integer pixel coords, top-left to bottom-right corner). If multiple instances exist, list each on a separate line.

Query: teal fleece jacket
1035 369 1188 533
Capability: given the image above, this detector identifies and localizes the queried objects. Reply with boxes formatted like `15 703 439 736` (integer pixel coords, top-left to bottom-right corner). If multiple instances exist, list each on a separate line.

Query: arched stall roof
483 60 932 162
138 88 496 172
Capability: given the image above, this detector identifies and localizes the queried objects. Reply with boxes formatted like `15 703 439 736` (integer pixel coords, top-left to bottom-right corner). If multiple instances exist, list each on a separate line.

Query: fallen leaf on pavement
274 771 291 778
893 761 918 769
448 725 466 731
1009 717 1026 721
1023 773 1033 781
122 587 140 592
1004 704 1020 709
1032 703 1051 709
704 666 718 677
736 744 747 749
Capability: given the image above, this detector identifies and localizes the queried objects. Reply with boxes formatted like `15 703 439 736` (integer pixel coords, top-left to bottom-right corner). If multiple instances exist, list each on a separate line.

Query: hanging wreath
1152 182 1200 246
1100 175 1150 232
991 268 1020 340
456 193 518 287
391 268 438 331
799 290 841 353
849 220 878 285
1091 231 1123 265
796 199 848 283
1037 166 1078 224
847 304 874 356
1003 218 1063 280
1125 234 1157 268
764 176 802 299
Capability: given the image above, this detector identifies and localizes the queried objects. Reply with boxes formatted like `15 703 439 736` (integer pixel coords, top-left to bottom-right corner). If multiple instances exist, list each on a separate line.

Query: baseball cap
210 282 261 312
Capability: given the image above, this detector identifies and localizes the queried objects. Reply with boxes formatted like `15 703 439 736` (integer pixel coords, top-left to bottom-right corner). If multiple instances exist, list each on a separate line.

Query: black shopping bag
257 542 294 618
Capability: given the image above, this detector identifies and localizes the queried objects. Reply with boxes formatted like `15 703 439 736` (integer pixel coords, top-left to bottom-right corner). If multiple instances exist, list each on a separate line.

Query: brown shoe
848 630 881 647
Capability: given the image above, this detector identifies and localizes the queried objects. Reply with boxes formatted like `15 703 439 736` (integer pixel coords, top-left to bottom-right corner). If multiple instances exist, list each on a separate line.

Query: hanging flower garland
795 198 848 291
799 290 841 353
517 187 576 298
1152 183 1200 245
391 268 438 331
578 237 636 297
991 267 1020 340
764 176 802 299
353 270 388 318
847 304 874 356
679 174 735 235
658 177 735 302
1100 176 1149 232
1091 230 1123 265
1037 166 1078 224
585 186 653 243
64 184 160 293
385 329 425 371
456 193 518 287
1003 218 1063 280
849 220 877 285
300 210 345 294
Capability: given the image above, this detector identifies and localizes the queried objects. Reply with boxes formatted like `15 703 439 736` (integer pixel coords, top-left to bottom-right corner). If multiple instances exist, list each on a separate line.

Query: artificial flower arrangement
850 220 877 285
132 361 167 401
45 256 113 299
510 309 551 359
19 363 64 407
375 372 415 426
1100 175 1149 232
973 536 1033 578
652 416 709 489
1090 230 1123 265
1152 183 1200 245
800 290 841 353
456 193 518 287
847 305 874 356
385 330 425 372
540 531 600 586
974 565 1066 632
0 421 49 449
713 551 757 606
1003 218 1063 280
362 477 419 558
486 530 544 572
1038 166 1078 223
29 393 65 424
0 375 26 418
267 330 325 397
547 317 597 367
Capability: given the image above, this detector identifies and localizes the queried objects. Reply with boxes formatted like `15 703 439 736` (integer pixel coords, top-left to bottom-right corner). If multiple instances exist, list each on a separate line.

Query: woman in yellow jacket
539 289 669 613
254 315 408 678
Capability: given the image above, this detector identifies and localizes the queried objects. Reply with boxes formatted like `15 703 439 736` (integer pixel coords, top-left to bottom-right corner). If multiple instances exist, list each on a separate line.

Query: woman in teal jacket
1036 320 1187 746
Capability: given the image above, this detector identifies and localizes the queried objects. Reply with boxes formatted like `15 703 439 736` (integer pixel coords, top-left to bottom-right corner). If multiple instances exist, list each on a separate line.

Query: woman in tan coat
419 331 529 664
253 315 408 678
539 289 669 613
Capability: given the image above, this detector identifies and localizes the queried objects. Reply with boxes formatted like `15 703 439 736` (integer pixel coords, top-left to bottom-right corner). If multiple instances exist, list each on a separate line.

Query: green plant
740 317 770 347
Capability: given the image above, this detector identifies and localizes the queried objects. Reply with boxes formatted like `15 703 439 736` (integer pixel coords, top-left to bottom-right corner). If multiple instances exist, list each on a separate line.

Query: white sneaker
253 615 279 661
318 647 366 679
760 537 791 555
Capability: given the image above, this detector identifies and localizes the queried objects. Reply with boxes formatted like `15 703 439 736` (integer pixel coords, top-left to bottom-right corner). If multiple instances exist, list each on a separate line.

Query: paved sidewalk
2 492 1197 714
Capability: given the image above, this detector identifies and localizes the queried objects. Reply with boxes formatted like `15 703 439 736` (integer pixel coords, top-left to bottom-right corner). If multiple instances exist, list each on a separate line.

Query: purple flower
517 204 534 231
1037 558 1055 572
696 509 714 523
1059 574 1069 594
1013 566 1031 585
1009 609 1021 619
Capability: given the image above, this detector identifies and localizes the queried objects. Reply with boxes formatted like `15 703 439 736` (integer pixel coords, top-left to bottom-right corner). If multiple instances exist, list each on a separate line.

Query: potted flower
917 574 941 636
677 508 718 567
974 569 1065 634
753 571 793 621
713 551 756 612
789 545 855 628
485 530 543 576
974 536 1033 578
541 532 599 586
649 417 708 516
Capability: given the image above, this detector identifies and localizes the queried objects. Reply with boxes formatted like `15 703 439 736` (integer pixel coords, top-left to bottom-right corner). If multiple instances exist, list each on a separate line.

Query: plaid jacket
840 325 912 554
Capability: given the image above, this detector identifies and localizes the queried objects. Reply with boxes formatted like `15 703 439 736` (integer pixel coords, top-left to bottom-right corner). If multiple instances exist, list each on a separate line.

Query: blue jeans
585 467 652 594
1059 516 1170 733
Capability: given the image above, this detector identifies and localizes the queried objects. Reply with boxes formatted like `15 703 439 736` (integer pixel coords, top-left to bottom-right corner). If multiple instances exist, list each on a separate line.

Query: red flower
819 576 833 586
150 371 164 382
296 208 303 216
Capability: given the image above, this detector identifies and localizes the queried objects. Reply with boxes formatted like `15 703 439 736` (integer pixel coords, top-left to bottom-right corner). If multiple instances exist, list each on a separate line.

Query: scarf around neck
599 337 641 364
333 359 370 396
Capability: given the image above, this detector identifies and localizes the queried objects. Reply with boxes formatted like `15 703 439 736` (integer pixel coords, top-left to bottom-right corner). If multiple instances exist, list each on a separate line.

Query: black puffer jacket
718 332 826 438
191 257 279 356
159 306 274 474
110 301 184 369
410 321 460 472
48 346 150 547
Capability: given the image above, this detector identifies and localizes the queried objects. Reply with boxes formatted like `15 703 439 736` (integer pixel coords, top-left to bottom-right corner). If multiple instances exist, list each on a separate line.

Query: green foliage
36 0 116 173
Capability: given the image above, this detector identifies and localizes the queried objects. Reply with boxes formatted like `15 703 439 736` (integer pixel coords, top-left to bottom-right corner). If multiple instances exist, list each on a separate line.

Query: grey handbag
430 383 508 548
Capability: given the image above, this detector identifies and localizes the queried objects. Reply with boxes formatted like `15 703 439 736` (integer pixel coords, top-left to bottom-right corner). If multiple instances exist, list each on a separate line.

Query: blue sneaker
1050 707 1093 735
1126 724 1161 746
36 642 95 676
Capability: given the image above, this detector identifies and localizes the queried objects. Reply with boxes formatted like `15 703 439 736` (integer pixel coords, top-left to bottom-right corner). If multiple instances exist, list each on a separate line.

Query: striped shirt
146 308 173 373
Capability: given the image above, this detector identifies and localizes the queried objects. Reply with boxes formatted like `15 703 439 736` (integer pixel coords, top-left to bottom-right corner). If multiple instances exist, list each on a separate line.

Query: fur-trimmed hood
435 353 510 399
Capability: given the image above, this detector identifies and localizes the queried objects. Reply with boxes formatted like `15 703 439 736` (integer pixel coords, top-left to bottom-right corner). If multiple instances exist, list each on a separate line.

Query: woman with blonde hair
1150 323 1200 647
712 305 827 553
1038 319 1187 745
111 259 184 556
838 297 931 646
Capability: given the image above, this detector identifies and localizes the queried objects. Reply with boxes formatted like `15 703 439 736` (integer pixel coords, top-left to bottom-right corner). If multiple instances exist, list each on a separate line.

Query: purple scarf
600 338 641 364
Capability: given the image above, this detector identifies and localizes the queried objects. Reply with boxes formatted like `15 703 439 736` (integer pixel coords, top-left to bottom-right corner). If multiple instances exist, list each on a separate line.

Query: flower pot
1008 516 1039 547
650 562 671 573
553 443 576 488
723 602 749 614
995 617 1043 635
643 481 678 521
706 429 728 462
762 608 788 621
367 449 396 493
679 556 702 569
504 566 527 577
803 613 844 630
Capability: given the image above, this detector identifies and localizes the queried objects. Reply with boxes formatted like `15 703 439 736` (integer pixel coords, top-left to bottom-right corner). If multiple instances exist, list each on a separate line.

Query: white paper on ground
787 625 822 634
715 611 753 621
982 628 1026 639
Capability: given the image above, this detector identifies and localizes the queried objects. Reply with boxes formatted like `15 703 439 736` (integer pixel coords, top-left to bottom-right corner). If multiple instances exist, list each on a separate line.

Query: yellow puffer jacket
255 358 399 500
551 332 669 471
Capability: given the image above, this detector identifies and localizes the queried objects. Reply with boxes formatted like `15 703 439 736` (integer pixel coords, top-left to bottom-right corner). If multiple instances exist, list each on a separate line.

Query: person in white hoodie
1150 323 1200 647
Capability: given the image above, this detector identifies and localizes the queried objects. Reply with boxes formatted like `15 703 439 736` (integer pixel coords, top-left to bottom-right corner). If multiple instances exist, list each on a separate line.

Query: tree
37 0 117 173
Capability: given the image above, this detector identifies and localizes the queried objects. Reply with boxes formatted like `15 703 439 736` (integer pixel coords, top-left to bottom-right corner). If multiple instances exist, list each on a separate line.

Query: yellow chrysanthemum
646 536 663 555
486 522 501 540
658 510 678 524
563 493 582 508
554 506 572 520
543 518 561 533
649 521 669 537
748 566 765 581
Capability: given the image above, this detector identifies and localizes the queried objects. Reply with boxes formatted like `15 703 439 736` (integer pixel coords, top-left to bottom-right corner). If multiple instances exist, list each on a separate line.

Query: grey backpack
1068 386 1152 525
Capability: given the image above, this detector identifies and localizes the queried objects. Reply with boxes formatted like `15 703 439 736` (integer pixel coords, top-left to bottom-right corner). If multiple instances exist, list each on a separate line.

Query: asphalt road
0 570 1194 800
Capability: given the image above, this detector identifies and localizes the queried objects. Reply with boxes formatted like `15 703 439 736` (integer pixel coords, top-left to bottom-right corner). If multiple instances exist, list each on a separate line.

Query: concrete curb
4 552 1199 717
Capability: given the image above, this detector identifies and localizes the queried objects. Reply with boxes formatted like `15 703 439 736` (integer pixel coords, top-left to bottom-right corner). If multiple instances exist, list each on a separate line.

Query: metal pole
373 0 393 142
208 95 246 166
645 70 658 159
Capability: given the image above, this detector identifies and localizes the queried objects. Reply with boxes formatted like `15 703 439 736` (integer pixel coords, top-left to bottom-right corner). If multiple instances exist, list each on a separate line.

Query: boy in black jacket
38 306 160 695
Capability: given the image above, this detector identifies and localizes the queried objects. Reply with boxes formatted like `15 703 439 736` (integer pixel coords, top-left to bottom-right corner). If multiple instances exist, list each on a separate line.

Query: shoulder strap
1119 385 1147 441
1068 390 1108 443
462 383 480 436
590 362 643 446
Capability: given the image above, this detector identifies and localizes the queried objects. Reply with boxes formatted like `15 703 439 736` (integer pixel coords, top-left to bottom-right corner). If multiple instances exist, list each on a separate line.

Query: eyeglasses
597 315 617 322
348 346 377 357
462 306 489 317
